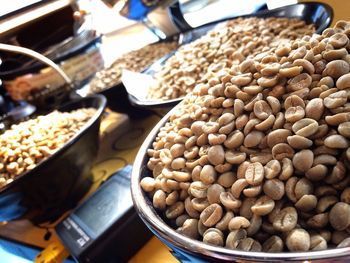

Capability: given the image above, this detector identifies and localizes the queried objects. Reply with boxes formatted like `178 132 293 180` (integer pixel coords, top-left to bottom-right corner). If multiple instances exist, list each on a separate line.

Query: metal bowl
131 106 350 262
0 94 106 223
127 2 333 110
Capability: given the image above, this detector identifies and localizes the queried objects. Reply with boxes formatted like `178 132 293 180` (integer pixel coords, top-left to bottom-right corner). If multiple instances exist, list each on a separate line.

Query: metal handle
0 43 72 84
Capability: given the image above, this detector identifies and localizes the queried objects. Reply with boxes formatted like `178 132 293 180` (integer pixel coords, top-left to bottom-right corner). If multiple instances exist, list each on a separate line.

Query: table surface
0 0 349 262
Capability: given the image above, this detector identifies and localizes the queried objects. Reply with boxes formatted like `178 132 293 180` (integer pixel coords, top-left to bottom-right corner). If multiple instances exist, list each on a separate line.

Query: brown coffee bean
305 164 328 181
202 122 220 134
246 214 262 236
279 158 294 181
173 171 191 182
175 214 190 227
341 188 350 204
236 238 262 252
245 162 264 186
200 165 217 184
329 33 348 48
140 177 156 192
267 129 292 148
224 130 244 149
324 90 347 109
237 161 250 179
190 181 209 198
240 197 256 220
185 197 200 218
203 228 224 246
307 213 329 228
313 154 337 166
254 100 272 120
288 73 312 90
207 184 225 204
191 198 210 212
323 48 348 61
243 184 262 198
244 131 264 148
337 237 350 248
325 161 346 184
329 202 350 231
200 203 223 227
231 178 249 198
284 95 306 109
324 134 349 149
216 211 234 231
225 150 246 164
286 228 310 252
295 195 318 212
338 122 350 138
292 149 314 172
153 189 167 210
293 58 315 75
295 178 314 200
316 195 338 213
272 143 295 160
285 106 305 123
178 218 199 239
287 135 313 149
264 160 281 179
305 98 324 121
251 195 275 216
292 118 319 137
217 172 236 188
263 179 285 200
325 112 350 126
273 207 298 232
165 201 185 219
228 216 251 230
336 72 350 89
220 191 242 210
208 145 225 165
262 235 283 252
324 60 349 79
226 229 247 249
310 234 328 251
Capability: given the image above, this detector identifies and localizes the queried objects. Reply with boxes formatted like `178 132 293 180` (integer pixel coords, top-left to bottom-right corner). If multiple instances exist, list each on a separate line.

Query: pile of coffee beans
0 108 96 188
88 41 178 94
141 20 350 252
147 17 315 100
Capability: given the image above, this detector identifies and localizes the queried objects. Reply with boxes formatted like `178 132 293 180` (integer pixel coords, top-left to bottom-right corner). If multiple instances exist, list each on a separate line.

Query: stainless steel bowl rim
131 104 350 261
